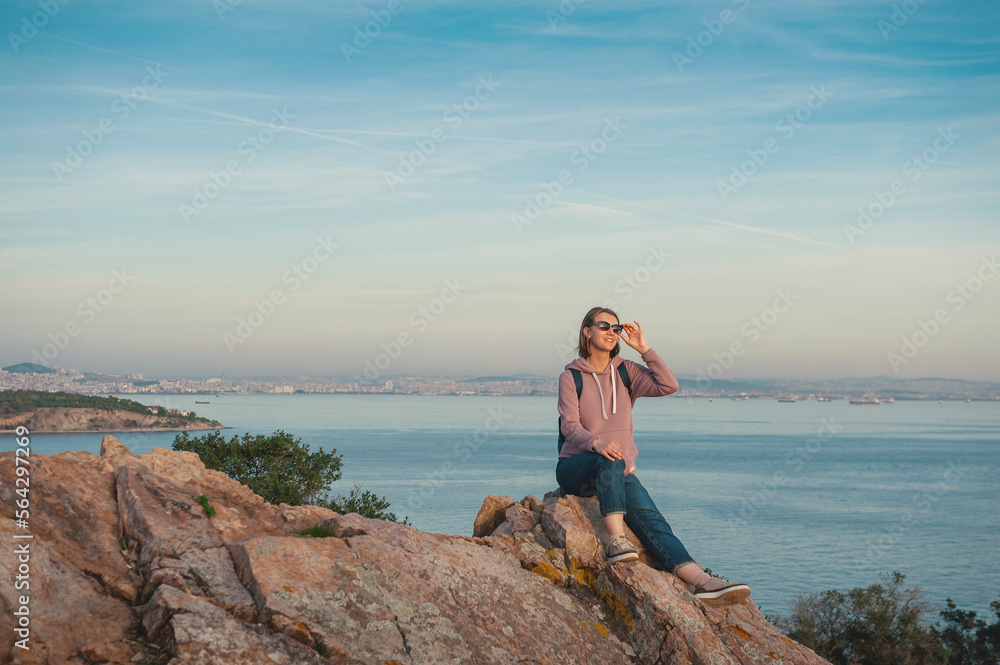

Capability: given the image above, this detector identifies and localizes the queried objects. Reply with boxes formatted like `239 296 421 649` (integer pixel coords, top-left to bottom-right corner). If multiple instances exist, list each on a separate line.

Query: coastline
0 404 226 436
0 424 229 436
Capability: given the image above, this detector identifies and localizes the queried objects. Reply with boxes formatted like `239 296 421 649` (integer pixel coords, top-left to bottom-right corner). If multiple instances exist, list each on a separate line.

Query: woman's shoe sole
694 584 751 606
606 552 639 564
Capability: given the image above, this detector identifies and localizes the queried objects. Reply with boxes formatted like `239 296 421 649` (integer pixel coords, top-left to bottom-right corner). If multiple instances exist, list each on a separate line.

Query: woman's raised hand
620 321 650 355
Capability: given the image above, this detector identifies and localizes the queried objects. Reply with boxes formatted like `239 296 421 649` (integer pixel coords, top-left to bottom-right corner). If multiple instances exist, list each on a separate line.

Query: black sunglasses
589 321 623 334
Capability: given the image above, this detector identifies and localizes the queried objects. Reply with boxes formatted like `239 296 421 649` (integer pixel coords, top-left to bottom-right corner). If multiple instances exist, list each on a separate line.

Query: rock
0 451 142 602
541 494 604 567
230 512 636 664
79 641 136 664
136 447 266 511
0 440 830 665
471 494 514 537
490 501 539 536
521 494 545 513
0 451 139 665
101 434 138 469
117 462 228 569
277 503 339 531
479 492 832 665
143 546 256 621
142 584 325 664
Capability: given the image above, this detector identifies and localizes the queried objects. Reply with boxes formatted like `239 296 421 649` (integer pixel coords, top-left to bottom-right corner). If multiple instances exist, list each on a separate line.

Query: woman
556 306 751 606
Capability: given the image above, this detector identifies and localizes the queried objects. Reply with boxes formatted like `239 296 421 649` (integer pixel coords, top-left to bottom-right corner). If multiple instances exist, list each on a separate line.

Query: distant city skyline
1 2 997 382
5 361 1000 396
5 361 1000 405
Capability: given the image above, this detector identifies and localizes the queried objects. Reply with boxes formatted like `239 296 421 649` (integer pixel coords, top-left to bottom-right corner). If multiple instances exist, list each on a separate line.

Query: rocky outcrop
0 407 222 433
0 437 829 664
476 493 831 664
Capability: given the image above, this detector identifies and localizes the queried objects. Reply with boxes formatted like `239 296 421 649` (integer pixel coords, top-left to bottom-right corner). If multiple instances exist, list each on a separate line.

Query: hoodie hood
566 355 623 420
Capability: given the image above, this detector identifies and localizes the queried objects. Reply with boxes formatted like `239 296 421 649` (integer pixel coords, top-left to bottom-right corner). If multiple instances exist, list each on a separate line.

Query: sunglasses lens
592 321 622 334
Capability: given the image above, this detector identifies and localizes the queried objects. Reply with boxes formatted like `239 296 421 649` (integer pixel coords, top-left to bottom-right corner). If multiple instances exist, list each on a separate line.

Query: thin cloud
43 34 191 73
678 212 846 250
550 200 642 219
146 99 383 151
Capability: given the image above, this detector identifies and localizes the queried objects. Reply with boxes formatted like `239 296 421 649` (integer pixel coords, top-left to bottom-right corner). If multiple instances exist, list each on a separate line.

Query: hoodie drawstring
612 365 617 415
590 364 617 420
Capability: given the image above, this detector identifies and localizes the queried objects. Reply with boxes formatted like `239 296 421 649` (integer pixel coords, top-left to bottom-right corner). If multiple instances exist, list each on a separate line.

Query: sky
0 0 997 381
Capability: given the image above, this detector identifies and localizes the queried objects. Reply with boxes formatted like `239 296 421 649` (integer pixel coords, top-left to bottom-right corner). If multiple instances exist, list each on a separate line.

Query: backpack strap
557 369 583 453
571 368 583 398
617 362 633 400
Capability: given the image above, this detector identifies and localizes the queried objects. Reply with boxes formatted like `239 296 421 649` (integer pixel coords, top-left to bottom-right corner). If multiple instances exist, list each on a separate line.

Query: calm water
4 394 998 619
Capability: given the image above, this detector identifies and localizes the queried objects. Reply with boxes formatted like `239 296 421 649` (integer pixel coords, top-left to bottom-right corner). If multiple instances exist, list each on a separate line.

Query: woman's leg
556 453 629 536
620 474 697 574
621 475 751 604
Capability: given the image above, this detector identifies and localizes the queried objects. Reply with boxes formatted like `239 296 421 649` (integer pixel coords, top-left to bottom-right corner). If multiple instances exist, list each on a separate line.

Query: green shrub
776 572 1000 665
172 429 408 525
197 495 216 516
934 598 1000 665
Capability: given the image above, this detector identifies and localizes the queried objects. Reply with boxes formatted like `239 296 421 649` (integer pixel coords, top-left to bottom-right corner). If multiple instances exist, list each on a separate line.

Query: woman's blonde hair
577 306 621 360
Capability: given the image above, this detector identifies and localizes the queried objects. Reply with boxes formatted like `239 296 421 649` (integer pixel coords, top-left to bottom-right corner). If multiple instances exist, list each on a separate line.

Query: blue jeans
556 452 696 574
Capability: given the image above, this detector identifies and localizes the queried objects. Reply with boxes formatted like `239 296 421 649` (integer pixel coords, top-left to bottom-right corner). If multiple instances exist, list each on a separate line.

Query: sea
4 394 998 620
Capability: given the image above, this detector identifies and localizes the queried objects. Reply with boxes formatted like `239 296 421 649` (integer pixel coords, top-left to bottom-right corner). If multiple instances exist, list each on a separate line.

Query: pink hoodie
557 348 680 475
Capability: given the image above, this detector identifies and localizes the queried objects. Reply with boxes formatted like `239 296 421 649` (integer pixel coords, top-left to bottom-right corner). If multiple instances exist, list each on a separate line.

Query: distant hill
0 390 156 417
3 362 57 374
0 389 224 432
